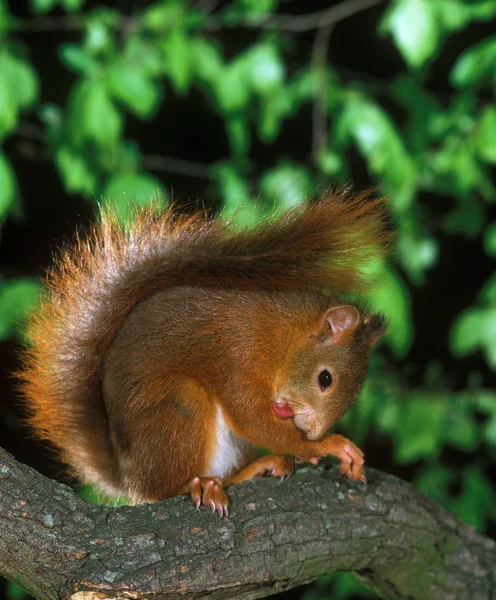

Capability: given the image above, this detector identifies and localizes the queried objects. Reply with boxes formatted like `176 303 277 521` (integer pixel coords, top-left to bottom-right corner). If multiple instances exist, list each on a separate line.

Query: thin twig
15 0 385 34
13 15 81 32
142 154 211 179
205 0 386 32
14 123 213 180
311 24 334 165
13 14 135 33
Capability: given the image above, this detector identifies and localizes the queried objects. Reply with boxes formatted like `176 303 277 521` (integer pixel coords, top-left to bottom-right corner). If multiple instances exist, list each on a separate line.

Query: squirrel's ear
319 306 360 343
363 313 388 347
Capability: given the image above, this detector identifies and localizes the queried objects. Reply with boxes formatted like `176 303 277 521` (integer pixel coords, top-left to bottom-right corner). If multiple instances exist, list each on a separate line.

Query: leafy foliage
0 1 495 599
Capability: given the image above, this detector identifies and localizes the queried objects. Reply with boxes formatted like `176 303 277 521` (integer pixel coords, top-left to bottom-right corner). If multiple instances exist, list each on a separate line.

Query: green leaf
302 572 376 600
476 391 496 446
391 75 442 151
59 44 98 75
480 272 496 305
223 201 264 229
438 0 496 32
104 172 166 221
67 80 122 148
367 265 413 357
121 37 163 78
395 395 444 462
0 1 11 34
30 0 57 14
214 61 251 113
451 37 496 87
0 152 17 220
0 279 41 341
55 146 98 195
484 222 496 256
0 83 17 139
260 163 314 208
340 382 377 445
415 465 454 506
382 0 440 68
6 52 39 110
469 0 496 20
257 89 291 142
443 199 485 238
476 106 496 163
213 163 264 227
0 49 38 138
451 307 496 369
246 43 284 95
6 582 27 600
450 468 496 531
287 68 314 107
61 0 85 12
376 394 401 435
431 135 487 195
226 115 250 157
317 150 345 177
107 62 162 118
437 0 470 30
485 414 496 446
83 7 118 54
232 0 279 24
450 307 487 357
213 163 250 212
143 0 184 31
161 27 193 95
396 230 439 284
442 399 479 451
337 96 416 214
190 38 224 84
39 103 64 145
451 144 483 194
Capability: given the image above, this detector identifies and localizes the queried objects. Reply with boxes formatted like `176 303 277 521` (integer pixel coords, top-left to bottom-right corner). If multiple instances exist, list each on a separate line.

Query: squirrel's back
18 191 389 493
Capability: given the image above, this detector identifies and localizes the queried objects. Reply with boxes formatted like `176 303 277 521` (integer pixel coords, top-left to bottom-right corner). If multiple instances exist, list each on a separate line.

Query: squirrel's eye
318 369 333 390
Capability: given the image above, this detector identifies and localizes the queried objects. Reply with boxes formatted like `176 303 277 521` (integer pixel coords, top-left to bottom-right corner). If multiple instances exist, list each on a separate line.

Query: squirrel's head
274 305 387 441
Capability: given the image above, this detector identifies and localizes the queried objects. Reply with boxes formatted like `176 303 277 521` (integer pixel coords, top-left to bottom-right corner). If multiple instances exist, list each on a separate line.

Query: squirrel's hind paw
182 476 229 517
229 455 294 484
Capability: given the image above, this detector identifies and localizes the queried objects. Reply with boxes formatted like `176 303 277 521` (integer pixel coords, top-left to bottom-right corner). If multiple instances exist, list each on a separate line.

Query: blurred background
0 0 495 598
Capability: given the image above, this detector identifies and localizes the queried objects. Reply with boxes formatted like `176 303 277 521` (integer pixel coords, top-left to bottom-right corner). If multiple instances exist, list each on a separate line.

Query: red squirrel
19 191 389 516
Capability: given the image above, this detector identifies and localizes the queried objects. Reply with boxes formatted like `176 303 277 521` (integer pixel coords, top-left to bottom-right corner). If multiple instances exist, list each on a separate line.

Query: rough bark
0 446 495 600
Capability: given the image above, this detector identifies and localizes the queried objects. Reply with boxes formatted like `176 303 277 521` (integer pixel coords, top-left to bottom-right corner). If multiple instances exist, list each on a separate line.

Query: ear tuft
363 313 388 347
322 305 360 341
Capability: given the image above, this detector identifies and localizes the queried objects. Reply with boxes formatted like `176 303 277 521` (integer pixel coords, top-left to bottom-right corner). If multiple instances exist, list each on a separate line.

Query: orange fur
17 190 389 507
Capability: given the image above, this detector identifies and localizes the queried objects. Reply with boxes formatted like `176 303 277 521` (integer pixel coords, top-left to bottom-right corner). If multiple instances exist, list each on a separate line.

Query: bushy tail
17 189 389 493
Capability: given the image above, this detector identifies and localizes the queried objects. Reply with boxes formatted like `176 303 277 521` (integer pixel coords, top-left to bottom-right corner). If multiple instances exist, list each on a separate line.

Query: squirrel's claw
302 434 366 482
338 440 365 482
259 455 294 479
183 476 229 518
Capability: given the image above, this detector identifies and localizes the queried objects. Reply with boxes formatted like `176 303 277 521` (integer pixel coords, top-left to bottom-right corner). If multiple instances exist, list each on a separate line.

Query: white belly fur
206 405 252 478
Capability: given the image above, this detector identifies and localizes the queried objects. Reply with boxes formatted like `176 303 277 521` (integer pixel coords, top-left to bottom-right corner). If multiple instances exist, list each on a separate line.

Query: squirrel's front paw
182 476 229 517
303 434 366 482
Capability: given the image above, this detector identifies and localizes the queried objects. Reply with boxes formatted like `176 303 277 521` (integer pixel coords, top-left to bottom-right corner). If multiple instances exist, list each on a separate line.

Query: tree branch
1 447 495 600
205 0 386 32
15 0 385 34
